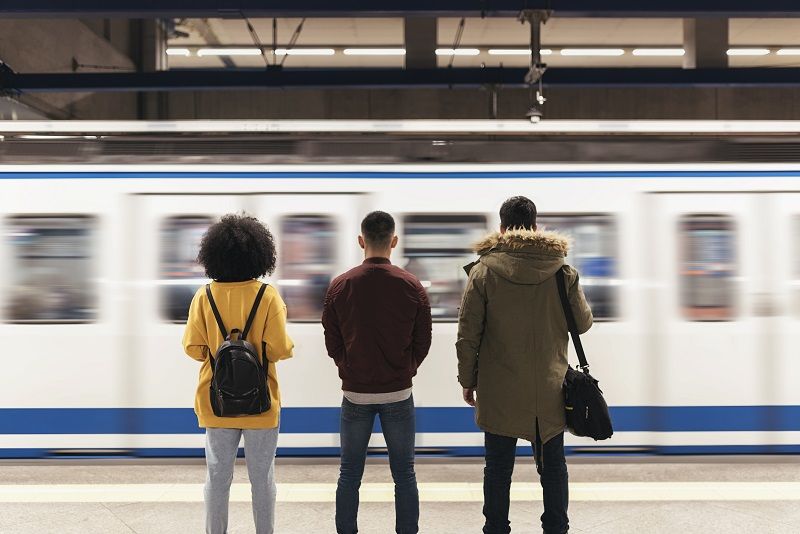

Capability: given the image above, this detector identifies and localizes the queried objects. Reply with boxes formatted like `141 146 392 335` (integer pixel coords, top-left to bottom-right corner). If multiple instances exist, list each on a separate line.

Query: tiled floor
1 457 799 533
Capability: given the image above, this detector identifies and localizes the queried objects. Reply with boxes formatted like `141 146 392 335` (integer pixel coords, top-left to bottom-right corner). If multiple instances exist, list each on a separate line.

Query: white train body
1 162 798 457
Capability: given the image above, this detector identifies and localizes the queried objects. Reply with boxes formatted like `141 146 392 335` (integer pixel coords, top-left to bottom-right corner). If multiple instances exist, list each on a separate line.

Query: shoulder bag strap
241 283 268 339
555 266 590 372
205 284 228 339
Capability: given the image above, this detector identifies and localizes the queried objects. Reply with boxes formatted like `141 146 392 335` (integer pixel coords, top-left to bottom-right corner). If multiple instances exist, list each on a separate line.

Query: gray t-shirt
343 387 412 405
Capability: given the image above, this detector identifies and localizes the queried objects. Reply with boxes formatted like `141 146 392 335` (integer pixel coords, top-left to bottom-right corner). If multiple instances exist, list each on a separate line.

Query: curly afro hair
197 213 277 282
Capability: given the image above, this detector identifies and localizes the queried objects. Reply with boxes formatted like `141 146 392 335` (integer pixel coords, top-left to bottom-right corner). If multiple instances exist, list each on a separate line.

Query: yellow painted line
1 482 799 503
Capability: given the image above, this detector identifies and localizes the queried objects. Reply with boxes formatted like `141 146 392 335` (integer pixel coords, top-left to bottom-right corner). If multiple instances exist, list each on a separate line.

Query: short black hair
361 211 395 248
197 213 277 282
500 196 537 230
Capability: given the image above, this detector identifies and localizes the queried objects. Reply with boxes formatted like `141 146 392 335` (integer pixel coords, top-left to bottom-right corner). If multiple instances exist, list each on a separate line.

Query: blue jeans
483 429 569 534
336 395 419 534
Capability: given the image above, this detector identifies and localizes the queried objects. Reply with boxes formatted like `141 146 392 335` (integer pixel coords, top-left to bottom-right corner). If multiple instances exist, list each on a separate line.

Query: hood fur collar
474 228 570 257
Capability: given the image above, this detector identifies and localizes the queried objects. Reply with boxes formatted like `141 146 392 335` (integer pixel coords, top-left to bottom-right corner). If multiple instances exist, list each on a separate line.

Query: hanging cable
272 18 278 66
448 17 466 68
279 18 307 68
243 16 269 67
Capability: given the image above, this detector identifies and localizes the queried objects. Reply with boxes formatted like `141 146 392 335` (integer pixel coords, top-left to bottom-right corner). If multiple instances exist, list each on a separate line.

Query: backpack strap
205 284 228 339
241 283 267 339
555 266 590 372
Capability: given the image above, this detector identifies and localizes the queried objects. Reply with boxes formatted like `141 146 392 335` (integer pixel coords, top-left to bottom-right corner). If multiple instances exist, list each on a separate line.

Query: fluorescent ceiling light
197 48 262 57
487 49 553 56
18 135 81 140
727 48 770 56
166 48 191 57
435 48 480 56
343 48 406 56
632 48 685 56
560 48 625 56
777 48 800 56
275 48 335 56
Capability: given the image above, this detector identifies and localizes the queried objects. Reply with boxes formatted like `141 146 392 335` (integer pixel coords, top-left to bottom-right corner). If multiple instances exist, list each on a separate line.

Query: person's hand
462 387 476 407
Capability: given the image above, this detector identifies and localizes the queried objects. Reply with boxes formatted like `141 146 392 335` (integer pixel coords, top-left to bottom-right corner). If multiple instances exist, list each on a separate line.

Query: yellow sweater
182 280 294 429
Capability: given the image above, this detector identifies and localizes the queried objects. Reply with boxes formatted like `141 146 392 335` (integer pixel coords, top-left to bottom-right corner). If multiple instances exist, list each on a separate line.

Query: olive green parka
456 228 593 444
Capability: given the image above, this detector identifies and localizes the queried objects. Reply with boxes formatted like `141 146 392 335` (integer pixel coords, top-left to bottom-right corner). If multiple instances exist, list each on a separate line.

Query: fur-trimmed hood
469 228 570 285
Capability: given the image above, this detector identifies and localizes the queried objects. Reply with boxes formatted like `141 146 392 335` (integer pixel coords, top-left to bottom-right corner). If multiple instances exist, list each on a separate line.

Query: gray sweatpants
204 427 279 534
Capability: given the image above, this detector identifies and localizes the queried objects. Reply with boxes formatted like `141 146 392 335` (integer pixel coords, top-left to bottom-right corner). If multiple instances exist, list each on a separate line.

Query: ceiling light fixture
435 48 480 56
488 49 553 56
560 48 625 56
632 48 685 56
274 48 336 56
343 48 406 56
726 48 770 56
166 48 191 57
776 48 800 56
197 48 262 56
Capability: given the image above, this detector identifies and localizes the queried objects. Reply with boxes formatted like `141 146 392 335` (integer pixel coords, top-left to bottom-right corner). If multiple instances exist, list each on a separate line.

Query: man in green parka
456 196 593 534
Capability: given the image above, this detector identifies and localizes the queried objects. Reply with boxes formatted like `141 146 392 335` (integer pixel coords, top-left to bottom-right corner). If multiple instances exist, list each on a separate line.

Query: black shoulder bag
556 267 613 441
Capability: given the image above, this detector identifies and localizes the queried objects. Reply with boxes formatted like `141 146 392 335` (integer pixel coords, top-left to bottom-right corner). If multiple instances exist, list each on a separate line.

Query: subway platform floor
0 457 799 533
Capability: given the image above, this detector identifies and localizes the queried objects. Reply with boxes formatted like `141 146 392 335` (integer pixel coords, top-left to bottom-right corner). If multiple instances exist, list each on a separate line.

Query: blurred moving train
1 120 799 458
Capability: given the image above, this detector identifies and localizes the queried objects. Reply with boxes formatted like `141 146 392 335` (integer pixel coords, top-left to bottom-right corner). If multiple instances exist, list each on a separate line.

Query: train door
250 193 366 421
648 193 765 445
0 182 131 455
765 193 800 439
129 194 245 447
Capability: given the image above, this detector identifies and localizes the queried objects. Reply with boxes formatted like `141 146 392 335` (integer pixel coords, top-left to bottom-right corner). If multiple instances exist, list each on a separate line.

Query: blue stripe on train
1 405 799 435
2 170 800 180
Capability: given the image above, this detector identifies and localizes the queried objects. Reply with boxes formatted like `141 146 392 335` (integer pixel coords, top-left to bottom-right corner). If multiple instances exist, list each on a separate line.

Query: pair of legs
336 395 419 534
205 427 279 534
483 427 569 534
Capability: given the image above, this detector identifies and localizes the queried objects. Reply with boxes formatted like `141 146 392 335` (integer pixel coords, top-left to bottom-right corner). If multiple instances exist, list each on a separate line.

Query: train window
279 215 336 322
161 216 212 322
403 214 488 320
538 215 619 320
678 215 737 321
6 216 97 323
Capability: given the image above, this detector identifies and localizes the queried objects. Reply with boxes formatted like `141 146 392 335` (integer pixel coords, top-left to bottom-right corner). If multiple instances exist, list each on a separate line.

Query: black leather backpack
206 283 271 417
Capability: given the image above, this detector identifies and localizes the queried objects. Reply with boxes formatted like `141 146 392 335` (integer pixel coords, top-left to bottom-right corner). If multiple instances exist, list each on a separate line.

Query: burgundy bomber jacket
321 257 433 393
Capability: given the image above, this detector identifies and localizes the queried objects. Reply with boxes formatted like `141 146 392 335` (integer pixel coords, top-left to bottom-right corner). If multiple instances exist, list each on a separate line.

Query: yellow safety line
1 482 799 503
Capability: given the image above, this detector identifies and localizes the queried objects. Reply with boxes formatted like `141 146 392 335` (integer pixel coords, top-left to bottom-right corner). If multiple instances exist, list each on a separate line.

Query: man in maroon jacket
322 210 433 534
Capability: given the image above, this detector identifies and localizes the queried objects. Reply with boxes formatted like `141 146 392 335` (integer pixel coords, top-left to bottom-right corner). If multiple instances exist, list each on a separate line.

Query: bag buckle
579 364 590 374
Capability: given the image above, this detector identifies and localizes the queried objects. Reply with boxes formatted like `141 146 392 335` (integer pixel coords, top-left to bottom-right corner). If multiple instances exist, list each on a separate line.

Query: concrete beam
683 18 728 69
3 1 800 18
404 18 437 69
134 19 168 119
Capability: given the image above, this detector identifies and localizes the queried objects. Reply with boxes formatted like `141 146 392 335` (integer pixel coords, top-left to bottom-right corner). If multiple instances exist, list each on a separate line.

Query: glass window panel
161 216 212 322
280 215 336 322
7 216 97 323
403 214 488 320
538 215 619 320
678 214 737 321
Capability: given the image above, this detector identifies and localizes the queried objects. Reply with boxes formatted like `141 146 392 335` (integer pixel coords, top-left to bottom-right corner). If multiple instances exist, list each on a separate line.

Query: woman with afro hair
183 213 294 534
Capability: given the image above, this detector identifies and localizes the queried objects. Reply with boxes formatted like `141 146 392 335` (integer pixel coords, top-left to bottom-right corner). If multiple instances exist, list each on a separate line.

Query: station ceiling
165 18 800 69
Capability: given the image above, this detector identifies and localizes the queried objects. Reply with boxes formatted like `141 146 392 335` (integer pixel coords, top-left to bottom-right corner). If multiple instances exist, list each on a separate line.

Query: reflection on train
7 216 96 323
403 214 487 319
280 215 336 321
161 216 210 322
2 166 799 458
